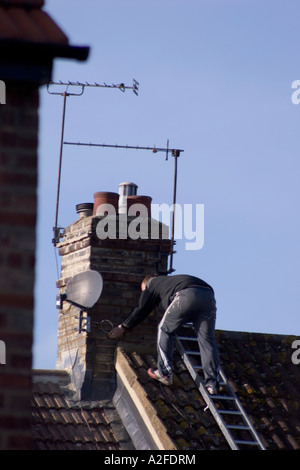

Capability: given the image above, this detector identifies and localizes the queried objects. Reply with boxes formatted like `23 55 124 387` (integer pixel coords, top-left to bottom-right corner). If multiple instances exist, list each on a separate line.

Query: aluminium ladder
175 325 266 450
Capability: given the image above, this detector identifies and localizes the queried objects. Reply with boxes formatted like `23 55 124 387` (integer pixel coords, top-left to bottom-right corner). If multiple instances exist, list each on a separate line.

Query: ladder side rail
219 369 266 450
178 328 266 450
176 332 266 450
176 337 240 450
229 394 266 450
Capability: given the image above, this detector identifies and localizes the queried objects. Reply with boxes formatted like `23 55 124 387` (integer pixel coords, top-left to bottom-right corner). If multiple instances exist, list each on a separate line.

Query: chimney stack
56 182 171 400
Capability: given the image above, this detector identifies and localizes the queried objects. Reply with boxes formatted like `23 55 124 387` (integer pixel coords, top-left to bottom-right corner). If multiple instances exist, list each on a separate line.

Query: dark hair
142 273 158 286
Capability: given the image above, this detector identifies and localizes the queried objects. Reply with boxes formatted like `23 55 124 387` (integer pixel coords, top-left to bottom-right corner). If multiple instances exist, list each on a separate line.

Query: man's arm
107 289 158 339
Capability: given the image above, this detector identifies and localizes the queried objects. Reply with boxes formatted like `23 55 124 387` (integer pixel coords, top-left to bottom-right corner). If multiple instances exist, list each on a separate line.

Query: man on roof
108 273 220 395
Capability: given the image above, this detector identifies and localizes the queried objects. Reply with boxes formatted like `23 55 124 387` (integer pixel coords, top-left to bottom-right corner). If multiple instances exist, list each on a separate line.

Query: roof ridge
216 329 298 341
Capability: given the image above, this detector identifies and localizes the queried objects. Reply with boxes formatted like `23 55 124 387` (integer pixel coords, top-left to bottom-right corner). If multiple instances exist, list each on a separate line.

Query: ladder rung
177 336 197 341
226 424 251 430
234 440 260 446
218 410 242 415
175 332 266 450
210 395 236 400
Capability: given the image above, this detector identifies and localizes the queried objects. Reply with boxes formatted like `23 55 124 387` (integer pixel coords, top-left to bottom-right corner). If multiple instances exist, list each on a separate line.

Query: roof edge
216 329 298 343
0 0 44 6
0 38 90 62
115 347 177 451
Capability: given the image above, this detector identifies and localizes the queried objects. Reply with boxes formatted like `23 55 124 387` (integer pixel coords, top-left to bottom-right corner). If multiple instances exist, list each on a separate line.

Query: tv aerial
64 140 183 273
48 78 184 273
47 79 139 247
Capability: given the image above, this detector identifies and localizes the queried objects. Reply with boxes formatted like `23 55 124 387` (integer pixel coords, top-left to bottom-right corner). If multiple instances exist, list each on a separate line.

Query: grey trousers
157 287 220 384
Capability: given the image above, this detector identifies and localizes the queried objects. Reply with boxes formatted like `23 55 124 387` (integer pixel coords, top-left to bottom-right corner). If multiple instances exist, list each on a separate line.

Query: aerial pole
48 79 184 272
47 80 139 245
64 140 183 273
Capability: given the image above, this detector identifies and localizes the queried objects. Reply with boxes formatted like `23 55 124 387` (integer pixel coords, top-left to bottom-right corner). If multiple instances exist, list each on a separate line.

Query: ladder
176 325 266 450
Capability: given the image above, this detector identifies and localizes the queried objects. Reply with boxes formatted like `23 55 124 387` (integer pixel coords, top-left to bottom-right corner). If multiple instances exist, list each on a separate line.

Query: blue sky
34 0 300 369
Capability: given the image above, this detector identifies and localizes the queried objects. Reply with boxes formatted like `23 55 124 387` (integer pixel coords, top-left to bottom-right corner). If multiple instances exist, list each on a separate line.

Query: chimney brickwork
0 85 39 450
56 205 171 399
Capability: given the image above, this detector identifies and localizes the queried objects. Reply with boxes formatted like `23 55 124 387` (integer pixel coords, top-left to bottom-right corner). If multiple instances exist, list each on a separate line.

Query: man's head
141 273 158 291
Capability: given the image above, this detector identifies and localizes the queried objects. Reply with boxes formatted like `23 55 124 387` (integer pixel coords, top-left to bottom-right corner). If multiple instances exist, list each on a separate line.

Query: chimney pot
127 195 152 218
118 182 138 196
76 203 94 218
118 182 138 214
93 192 119 216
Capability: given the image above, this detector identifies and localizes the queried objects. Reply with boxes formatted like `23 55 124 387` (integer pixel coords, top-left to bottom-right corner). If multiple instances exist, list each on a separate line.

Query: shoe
148 368 173 386
205 380 219 395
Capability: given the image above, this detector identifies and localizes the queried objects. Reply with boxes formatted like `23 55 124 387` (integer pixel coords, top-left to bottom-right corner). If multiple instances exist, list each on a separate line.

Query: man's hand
107 324 126 340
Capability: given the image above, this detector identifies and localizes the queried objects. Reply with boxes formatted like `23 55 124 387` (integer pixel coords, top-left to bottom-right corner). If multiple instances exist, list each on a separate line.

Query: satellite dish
65 270 103 309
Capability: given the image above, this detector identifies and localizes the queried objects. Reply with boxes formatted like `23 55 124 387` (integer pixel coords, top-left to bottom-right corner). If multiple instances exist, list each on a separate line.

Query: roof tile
31 373 131 451
30 9 68 43
7 7 47 41
0 0 68 44
31 330 299 450
117 330 300 450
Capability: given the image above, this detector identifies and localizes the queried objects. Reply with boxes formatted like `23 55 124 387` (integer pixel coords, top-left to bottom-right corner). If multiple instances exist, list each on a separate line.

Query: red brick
0 171 37 187
6 393 31 412
6 434 32 450
0 131 17 147
0 292 34 309
28 254 35 269
7 252 23 268
2 331 34 350
16 154 37 169
0 313 8 328
0 373 31 389
19 133 38 149
10 354 32 369
0 212 36 227
0 414 31 431
6 87 39 108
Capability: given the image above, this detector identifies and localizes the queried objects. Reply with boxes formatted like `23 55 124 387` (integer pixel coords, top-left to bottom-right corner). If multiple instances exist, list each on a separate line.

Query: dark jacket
122 274 213 330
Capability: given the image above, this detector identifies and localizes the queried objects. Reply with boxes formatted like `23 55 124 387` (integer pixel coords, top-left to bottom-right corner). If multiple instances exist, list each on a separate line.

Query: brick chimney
0 0 89 449
56 182 171 400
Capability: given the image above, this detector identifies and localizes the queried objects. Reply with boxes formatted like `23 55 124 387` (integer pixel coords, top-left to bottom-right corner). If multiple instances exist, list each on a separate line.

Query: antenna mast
48 78 184 273
48 79 139 246
64 140 183 273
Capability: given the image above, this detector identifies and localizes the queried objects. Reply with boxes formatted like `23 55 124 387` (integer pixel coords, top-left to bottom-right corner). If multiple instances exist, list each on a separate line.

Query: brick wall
56 213 171 399
0 85 38 449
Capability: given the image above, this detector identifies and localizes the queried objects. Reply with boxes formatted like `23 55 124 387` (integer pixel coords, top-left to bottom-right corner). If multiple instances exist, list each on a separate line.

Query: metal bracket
75 310 91 334
56 293 67 309
52 226 64 246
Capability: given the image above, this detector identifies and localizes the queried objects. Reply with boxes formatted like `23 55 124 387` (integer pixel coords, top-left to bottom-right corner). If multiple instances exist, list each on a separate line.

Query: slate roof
0 0 89 63
31 330 300 451
116 330 300 450
217 330 300 450
31 370 133 450
0 0 68 44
